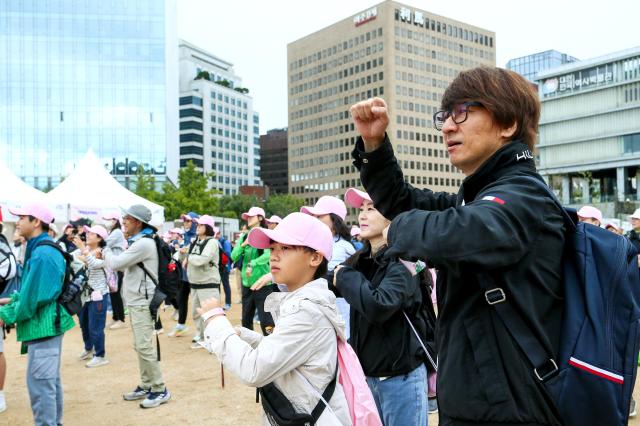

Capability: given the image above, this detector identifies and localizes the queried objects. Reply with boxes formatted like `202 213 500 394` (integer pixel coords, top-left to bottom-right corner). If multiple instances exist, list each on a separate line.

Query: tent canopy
0 162 67 222
44 150 165 225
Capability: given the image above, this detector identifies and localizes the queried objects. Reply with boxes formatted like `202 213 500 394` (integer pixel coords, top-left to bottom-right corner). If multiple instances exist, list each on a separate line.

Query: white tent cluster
1 150 164 225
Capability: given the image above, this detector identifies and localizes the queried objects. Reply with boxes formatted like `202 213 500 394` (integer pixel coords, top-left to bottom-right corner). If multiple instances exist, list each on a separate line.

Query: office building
0 0 179 189
537 46 640 215
260 128 289 194
287 0 495 217
179 40 261 195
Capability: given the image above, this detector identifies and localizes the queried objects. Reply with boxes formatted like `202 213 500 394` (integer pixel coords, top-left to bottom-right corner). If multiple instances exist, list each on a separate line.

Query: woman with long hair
334 188 429 425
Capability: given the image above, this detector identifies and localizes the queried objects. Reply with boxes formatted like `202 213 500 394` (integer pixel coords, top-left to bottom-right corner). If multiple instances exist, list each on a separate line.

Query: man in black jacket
350 67 565 425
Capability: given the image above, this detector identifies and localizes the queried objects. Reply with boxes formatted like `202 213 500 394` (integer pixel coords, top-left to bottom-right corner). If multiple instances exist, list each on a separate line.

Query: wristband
202 307 225 323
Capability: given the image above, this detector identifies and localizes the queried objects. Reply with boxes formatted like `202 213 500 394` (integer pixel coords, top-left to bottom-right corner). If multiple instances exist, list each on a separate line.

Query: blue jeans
26 334 64 426
366 364 428 426
79 300 107 357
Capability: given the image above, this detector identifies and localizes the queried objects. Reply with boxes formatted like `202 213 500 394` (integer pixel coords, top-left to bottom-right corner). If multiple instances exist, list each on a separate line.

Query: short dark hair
441 66 540 150
301 246 329 280
28 215 50 232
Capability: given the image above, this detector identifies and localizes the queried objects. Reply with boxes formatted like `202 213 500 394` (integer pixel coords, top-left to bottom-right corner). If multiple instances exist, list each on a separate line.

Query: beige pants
191 286 221 336
129 306 165 392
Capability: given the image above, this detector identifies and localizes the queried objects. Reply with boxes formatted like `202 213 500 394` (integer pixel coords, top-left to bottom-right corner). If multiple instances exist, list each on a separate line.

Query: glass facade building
0 0 178 189
506 50 578 83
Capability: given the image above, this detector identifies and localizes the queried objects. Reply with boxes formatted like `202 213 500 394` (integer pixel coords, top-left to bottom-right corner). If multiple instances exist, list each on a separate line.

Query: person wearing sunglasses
349 67 565 425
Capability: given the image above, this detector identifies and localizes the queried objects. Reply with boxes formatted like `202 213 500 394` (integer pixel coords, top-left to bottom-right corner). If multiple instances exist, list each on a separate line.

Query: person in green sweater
0 203 74 426
231 207 275 335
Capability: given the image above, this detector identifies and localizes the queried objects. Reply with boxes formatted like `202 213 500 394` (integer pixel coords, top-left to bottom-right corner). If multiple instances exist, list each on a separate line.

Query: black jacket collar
459 141 537 204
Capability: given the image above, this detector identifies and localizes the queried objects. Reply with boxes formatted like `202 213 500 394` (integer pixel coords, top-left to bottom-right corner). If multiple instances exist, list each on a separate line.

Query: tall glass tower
0 0 178 190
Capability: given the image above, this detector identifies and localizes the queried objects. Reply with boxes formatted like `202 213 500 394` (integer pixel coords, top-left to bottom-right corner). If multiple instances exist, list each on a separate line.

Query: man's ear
500 121 518 140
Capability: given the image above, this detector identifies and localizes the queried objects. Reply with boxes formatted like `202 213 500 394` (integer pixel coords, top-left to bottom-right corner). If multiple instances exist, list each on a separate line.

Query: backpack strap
35 240 71 335
475 175 571 383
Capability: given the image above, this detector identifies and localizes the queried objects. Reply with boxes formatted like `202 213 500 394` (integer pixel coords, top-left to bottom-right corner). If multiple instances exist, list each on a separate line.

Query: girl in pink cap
73 225 111 368
334 188 430 425
197 212 352 425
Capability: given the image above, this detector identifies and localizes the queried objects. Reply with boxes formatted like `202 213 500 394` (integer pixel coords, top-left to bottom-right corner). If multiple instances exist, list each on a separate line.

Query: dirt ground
1 273 638 425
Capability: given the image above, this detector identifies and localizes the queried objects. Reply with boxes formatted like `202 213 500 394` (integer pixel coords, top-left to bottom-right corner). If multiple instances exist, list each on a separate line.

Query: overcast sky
177 0 639 133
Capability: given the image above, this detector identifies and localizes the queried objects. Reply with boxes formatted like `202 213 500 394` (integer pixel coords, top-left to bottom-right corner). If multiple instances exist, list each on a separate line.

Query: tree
134 165 159 202
159 161 220 220
265 194 305 218
218 194 263 221
234 87 249 94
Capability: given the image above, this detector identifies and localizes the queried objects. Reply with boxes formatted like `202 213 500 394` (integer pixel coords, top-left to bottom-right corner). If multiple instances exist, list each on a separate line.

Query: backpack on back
138 233 181 302
0 233 17 293
35 240 83 320
480 177 640 426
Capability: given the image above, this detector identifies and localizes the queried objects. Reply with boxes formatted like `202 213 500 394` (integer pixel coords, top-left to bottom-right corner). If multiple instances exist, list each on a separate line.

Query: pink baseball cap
195 215 216 229
248 212 333 260
102 212 121 222
169 227 184 235
605 223 622 232
83 225 108 240
300 196 347 220
242 206 266 221
350 226 361 237
9 203 55 224
577 206 603 222
344 188 373 209
266 215 282 224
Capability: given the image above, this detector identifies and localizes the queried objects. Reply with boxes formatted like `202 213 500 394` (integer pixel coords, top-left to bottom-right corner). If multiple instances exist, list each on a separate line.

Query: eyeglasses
433 101 483 131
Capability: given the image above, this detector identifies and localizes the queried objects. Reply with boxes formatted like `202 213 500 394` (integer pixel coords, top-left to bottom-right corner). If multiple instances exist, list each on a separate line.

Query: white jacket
204 278 352 425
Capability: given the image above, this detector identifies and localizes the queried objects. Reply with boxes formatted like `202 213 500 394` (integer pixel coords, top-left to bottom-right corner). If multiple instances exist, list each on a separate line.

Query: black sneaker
123 386 150 401
140 388 171 408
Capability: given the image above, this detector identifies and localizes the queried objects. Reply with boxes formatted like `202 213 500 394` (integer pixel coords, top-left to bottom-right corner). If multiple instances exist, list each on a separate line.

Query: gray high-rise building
0 0 179 189
287 0 495 218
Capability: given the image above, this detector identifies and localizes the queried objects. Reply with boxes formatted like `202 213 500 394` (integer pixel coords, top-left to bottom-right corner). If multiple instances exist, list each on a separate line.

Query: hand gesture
250 273 272 291
333 265 344 288
73 236 85 250
350 97 390 152
196 297 221 317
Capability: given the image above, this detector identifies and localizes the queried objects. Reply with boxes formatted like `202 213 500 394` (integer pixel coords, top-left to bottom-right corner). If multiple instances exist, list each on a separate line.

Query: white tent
0 162 67 223
44 150 165 225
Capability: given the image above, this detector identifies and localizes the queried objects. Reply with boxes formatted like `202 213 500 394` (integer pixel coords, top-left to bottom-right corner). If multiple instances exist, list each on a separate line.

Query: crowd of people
1 65 640 425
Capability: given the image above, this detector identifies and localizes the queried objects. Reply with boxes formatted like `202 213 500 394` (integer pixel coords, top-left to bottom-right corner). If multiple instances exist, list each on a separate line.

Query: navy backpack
480 177 640 426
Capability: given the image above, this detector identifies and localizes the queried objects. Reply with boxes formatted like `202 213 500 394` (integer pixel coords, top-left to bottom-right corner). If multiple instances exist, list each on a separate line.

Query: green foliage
265 194 305 218
215 79 231 88
218 194 263 221
194 70 211 81
132 161 220 221
234 87 249 94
